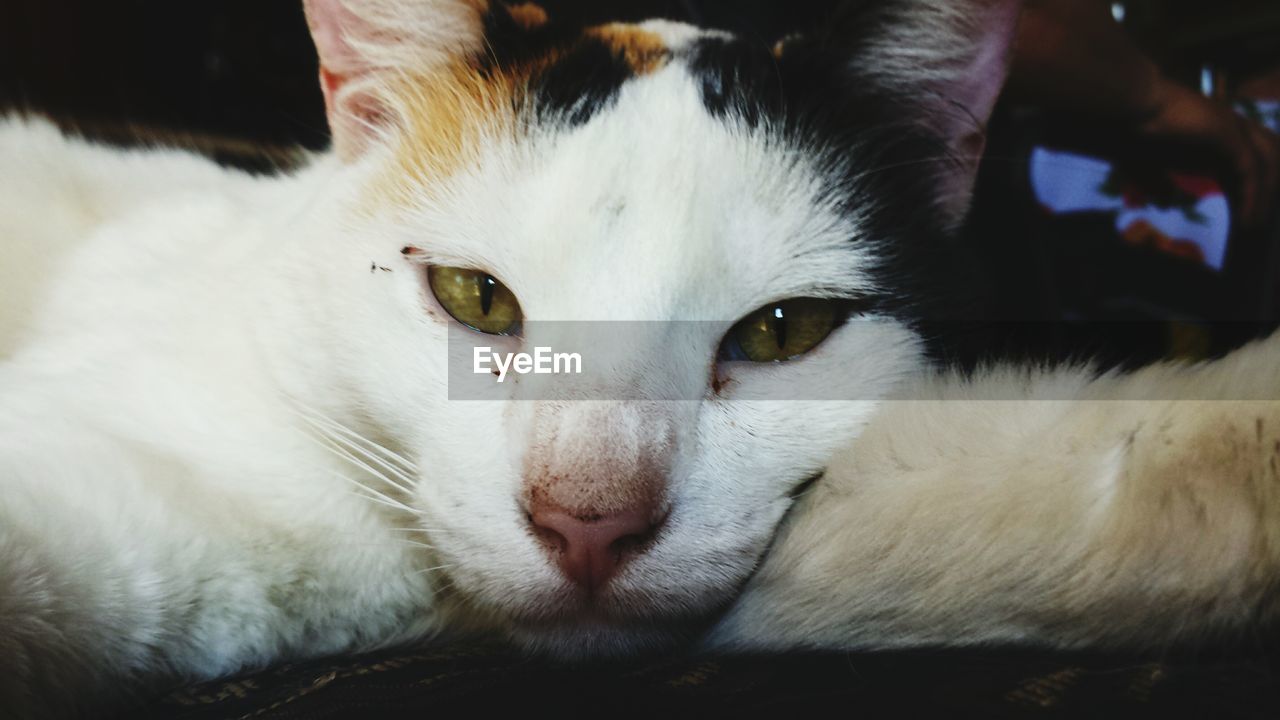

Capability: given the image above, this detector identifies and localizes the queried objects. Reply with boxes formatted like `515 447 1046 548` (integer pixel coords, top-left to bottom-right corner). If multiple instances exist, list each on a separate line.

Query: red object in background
1121 219 1207 263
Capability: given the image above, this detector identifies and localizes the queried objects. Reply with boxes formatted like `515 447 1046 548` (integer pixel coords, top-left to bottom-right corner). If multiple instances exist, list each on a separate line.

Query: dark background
0 0 328 151
3 1 1277 146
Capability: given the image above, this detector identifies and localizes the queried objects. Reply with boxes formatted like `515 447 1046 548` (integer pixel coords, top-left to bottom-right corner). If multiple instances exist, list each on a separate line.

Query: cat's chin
499 586 737 659
437 575 723 659
506 617 693 660
495 584 734 659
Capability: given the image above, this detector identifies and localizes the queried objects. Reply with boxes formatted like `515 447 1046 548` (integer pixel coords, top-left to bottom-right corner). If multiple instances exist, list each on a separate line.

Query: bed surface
139 641 1280 718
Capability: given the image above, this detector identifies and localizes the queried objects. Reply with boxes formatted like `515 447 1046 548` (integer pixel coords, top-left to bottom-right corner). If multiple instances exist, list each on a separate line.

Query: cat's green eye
720 298 841 363
427 266 523 336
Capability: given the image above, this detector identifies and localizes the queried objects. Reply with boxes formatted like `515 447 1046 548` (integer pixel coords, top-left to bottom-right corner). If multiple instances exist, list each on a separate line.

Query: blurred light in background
1030 148 1231 270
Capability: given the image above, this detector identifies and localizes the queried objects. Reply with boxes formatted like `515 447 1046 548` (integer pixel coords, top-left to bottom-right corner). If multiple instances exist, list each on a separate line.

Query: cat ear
303 0 488 160
827 0 1022 225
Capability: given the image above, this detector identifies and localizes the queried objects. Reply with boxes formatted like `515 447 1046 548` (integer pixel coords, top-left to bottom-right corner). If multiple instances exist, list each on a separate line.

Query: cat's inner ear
828 0 1022 227
303 0 490 160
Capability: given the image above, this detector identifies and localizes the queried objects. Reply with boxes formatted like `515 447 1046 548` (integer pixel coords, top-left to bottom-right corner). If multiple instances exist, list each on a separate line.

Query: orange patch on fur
585 24 670 75
504 2 548 30
365 21 670 209
366 65 521 208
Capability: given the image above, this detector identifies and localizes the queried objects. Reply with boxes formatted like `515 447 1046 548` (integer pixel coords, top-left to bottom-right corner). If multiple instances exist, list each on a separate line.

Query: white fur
0 117 443 715
708 337 1280 652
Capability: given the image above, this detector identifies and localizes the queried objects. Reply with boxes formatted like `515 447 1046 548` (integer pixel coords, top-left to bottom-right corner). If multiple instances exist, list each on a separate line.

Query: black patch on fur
475 5 642 128
473 1 852 128
686 34 980 361
531 41 637 126
473 2 981 359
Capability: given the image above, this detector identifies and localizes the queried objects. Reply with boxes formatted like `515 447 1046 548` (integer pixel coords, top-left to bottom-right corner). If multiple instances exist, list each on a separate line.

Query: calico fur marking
375 64 521 205
504 2 549 31
371 8 678 204
582 24 671 76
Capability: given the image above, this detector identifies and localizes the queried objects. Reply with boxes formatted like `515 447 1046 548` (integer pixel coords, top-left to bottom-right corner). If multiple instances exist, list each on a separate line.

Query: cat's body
0 118 442 715
3 0 1280 716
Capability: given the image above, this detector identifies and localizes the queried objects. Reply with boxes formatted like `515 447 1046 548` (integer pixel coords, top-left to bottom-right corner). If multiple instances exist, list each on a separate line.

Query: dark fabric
136 644 1280 719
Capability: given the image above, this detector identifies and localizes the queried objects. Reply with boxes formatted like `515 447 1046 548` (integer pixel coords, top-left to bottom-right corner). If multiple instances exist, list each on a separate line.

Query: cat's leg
0 402 441 717
0 418 330 716
0 426 192 717
707 333 1280 651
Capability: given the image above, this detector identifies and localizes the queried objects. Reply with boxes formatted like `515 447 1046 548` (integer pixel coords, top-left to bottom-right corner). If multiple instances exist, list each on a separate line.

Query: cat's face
300 0 1016 655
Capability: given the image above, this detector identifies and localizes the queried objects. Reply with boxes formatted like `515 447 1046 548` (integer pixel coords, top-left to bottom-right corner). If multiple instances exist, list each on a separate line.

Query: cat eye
427 266 523 336
719 298 844 363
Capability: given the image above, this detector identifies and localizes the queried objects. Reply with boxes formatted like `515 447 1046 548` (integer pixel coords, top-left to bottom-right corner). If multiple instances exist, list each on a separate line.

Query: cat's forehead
388 60 877 321
368 4 949 319
369 13 725 200
373 3 933 204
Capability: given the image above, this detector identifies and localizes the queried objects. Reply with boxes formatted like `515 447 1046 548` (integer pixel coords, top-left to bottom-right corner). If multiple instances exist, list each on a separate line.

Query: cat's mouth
533 471 826 653
424 471 822 658
432 539 746 657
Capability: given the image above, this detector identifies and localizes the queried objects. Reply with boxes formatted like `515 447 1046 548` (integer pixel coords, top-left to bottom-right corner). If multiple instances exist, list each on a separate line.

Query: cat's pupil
480 275 496 316
772 307 787 350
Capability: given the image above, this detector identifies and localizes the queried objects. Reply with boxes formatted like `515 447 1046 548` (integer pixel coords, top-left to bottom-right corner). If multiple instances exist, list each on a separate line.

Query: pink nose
529 505 660 593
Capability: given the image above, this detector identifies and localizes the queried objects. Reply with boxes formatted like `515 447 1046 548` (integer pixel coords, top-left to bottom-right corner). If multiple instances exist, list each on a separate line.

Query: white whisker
299 416 419 496
299 407 420 473
319 462 422 516
284 398 420 473
306 434 419 505
414 563 457 577
343 485 420 516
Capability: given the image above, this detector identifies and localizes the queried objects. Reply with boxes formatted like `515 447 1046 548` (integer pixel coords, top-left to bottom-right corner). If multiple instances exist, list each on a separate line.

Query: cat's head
298 0 1018 656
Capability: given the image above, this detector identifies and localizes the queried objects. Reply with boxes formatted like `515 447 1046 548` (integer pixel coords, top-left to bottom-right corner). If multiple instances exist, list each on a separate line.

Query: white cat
2 0 1277 717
